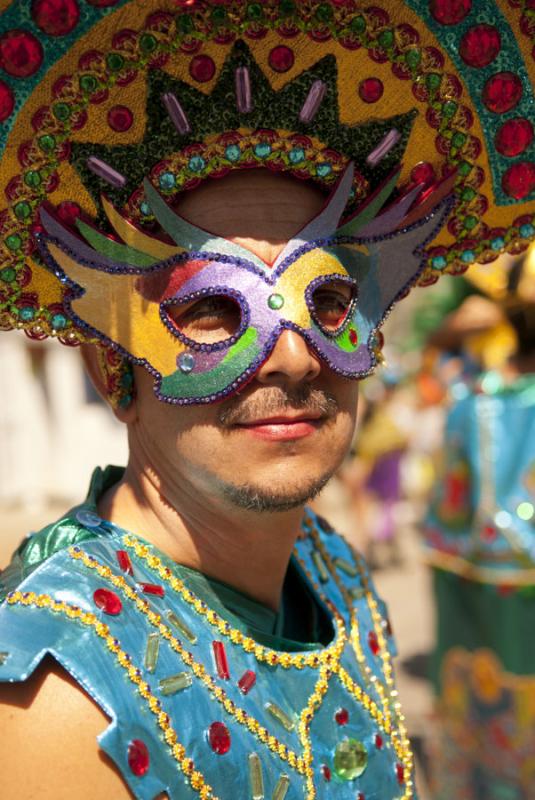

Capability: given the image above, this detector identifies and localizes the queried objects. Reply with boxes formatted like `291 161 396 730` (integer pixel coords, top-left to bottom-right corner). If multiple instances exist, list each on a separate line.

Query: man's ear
80 344 137 424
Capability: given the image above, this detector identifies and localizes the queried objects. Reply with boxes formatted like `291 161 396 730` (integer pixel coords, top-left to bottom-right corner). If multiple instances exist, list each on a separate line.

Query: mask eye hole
309 279 356 335
164 293 243 345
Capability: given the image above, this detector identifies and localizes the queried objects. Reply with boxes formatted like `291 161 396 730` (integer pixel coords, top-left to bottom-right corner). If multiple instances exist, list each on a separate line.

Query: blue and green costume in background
424 373 535 800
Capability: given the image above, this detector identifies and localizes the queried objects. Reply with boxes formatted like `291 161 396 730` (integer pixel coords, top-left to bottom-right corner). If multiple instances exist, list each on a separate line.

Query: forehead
174 169 327 253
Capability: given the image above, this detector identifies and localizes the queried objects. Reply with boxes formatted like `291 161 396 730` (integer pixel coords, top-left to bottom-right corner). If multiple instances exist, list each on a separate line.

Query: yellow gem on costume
265 702 295 732
248 752 264 800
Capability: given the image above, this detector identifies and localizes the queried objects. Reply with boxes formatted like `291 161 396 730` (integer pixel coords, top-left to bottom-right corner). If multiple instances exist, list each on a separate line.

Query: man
0 1 533 798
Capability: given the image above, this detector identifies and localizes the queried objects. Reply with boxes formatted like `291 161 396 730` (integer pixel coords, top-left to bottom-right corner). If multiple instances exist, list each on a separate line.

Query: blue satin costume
0 467 414 800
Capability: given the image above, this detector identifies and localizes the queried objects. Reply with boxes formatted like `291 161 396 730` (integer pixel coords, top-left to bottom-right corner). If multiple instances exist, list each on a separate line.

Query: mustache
218 385 339 427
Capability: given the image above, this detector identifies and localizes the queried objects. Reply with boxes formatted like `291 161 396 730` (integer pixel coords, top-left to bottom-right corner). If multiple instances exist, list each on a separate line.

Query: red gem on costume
212 640 230 679
107 105 134 132
357 795 365 800
116 549 133 575
127 739 150 776
368 631 380 655
321 764 331 781
189 54 215 83
57 200 81 227
0 80 14 122
482 72 523 114
495 118 534 157
269 45 294 73
375 733 383 748
460 24 501 68
208 721 231 755
93 588 122 615
237 669 256 694
358 78 384 103
32 0 80 37
410 161 435 187
502 162 535 200
396 763 405 784
140 583 165 597
335 708 349 725
429 0 471 25
349 328 358 346
0 30 44 78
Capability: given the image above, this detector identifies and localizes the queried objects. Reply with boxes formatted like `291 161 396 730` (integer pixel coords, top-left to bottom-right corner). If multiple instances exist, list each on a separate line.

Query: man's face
128 170 359 512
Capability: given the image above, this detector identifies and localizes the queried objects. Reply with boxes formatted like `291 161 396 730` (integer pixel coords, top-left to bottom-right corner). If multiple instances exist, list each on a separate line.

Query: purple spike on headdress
162 92 191 135
86 157 126 189
235 66 252 114
366 129 401 167
299 80 327 124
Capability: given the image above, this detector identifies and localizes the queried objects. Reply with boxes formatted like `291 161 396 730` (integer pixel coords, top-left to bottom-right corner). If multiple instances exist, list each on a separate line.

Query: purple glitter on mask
235 66 253 114
86 157 126 188
299 80 327 124
162 92 191 135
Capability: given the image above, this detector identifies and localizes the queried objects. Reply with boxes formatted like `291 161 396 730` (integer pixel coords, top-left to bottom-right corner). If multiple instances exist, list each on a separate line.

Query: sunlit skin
0 171 359 799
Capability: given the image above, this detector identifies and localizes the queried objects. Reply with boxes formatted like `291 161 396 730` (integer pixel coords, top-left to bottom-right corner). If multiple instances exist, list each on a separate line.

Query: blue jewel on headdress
188 156 206 173
316 163 332 177
254 142 271 159
289 147 305 164
159 172 176 190
225 145 241 162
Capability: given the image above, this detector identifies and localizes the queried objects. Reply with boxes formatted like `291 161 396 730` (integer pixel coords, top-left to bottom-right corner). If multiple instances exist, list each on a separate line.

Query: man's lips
234 414 325 441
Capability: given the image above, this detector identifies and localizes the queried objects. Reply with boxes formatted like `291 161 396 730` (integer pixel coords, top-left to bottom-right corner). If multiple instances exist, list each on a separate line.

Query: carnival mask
37 163 452 404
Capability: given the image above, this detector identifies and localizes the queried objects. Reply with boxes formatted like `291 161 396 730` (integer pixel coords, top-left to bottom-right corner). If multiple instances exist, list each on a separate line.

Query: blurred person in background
423 249 535 800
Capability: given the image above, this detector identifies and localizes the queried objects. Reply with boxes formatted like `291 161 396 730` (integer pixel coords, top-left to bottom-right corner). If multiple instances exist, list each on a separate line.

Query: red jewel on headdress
495 118 534 158
502 162 535 200
0 80 14 122
358 78 383 103
127 739 150 776
57 201 82 227
189 54 216 83
460 24 501 68
482 72 523 114
32 0 80 37
93 588 122 615
410 161 435 187
108 105 134 132
429 0 471 25
0 29 44 77
269 45 295 73
208 721 231 754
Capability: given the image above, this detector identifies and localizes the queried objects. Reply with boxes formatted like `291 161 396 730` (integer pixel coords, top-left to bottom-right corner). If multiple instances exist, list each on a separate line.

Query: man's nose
255 329 321 386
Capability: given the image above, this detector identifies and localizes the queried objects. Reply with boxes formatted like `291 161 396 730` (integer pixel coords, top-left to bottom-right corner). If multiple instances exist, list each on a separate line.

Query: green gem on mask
267 293 285 310
178 353 196 373
333 738 368 780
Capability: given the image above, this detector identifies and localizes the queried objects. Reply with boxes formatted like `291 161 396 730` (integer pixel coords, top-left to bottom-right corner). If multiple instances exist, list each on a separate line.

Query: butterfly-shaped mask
38 164 452 404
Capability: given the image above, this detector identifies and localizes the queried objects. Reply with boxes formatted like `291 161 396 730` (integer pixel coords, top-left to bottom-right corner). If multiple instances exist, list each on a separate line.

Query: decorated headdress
1 0 534 405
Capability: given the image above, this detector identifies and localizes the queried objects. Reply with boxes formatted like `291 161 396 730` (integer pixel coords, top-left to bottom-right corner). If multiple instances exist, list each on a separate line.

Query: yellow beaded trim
121 531 413 782
122 534 346 671
305 521 414 798
68 546 307 775
5 589 216 800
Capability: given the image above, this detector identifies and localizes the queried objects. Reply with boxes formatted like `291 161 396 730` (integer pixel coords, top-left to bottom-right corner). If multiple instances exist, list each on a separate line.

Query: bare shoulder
0 657 136 799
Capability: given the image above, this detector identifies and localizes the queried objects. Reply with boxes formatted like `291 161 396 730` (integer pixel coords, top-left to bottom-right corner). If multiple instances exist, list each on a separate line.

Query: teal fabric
1 466 328 651
0 469 411 800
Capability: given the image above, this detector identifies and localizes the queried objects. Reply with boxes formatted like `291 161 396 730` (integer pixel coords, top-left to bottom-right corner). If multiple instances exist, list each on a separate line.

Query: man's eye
166 295 242 344
311 281 355 332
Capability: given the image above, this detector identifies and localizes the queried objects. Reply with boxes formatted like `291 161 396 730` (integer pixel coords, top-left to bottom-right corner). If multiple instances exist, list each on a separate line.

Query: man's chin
220 471 334 513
